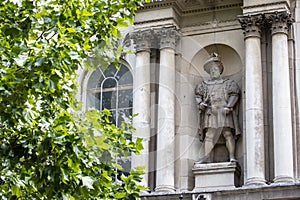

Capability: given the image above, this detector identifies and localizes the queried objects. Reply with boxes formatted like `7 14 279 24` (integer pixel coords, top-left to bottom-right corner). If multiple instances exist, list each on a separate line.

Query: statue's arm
226 95 239 108
195 83 207 110
224 80 240 112
195 83 206 142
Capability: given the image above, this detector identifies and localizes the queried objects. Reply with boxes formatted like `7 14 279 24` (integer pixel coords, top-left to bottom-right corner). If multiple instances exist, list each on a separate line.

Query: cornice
242 1 290 15
242 1 290 11
139 0 242 16
138 0 178 11
182 3 243 15
134 17 175 25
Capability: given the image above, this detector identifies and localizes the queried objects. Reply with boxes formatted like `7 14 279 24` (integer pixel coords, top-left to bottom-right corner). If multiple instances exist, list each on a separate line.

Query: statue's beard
211 75 221 80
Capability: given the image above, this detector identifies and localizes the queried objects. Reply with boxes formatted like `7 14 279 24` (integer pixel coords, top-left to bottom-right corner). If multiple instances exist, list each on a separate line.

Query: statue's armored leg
222 128 237 162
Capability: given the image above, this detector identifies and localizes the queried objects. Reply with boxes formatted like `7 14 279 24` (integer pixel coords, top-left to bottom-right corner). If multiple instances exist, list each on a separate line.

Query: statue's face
209 64 221 79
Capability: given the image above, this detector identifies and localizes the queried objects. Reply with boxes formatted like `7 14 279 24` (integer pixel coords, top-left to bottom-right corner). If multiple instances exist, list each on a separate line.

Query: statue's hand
198 102 207 111
224 107 233 115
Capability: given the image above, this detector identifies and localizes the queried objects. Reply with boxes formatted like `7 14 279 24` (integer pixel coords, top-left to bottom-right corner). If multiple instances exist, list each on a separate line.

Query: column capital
156 27 180 50
238 14 264 38
266 11 294 35
131 29 155 53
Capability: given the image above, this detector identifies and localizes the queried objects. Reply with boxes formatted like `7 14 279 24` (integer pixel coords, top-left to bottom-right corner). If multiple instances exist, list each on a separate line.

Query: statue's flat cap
203 53 224 74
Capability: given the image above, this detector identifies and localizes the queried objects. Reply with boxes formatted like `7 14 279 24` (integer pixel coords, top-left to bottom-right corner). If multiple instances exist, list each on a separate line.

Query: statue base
192 161 241 191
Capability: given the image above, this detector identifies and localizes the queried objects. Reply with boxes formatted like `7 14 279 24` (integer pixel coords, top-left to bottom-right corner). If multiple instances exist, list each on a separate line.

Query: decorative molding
134 17 175 25
238 11 294 37
182 3 243 15
131 29 156 52
156 27 181 49
154 184 176 193
138 1 177 11
265 11 294 35
242 1 290 12
185 0 224 3
184 18 238 28
238 14 264 38
273 175 295 184
139 0 242 16
131 27 181 51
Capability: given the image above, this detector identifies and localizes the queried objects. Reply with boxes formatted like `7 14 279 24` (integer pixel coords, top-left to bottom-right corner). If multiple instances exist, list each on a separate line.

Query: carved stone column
131 30 153 189
239 15 266 185
295 0 300 182
267 11 295 184
155 27 180 192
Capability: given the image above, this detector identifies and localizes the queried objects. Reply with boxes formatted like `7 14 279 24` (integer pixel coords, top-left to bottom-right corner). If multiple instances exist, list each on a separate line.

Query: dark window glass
86 62 133 176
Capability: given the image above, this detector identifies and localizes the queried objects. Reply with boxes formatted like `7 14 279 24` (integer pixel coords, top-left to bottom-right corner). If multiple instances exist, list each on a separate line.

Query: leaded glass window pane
86 62 133 175
87 63 133 123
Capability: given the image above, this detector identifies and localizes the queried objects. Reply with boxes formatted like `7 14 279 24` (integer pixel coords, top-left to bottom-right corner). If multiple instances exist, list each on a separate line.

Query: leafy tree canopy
0 0 148 199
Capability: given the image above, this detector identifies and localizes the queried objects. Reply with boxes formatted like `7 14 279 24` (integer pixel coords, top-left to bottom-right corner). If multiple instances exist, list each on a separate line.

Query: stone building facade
77 0 300 199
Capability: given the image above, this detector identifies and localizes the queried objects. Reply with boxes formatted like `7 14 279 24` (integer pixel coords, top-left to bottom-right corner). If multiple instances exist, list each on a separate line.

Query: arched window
86 62 133 126
86 62 133 174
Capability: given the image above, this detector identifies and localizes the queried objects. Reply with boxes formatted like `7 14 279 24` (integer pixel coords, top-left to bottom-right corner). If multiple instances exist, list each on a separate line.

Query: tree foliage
0 0 148 199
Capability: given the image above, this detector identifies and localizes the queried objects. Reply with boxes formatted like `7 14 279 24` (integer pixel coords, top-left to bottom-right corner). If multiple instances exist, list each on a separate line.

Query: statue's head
203 53 224 75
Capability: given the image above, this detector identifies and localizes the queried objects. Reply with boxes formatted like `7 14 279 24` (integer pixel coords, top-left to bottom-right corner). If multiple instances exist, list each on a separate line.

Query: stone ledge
140 183 300 200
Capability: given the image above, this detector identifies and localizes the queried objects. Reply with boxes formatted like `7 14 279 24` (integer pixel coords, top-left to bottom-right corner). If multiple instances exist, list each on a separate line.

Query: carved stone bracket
131 29 156 52
265 11 294 35
238 14 264 38
156 27 181 50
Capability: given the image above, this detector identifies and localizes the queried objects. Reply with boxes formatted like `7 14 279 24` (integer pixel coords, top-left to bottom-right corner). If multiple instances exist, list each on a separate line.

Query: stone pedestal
192 162 241 191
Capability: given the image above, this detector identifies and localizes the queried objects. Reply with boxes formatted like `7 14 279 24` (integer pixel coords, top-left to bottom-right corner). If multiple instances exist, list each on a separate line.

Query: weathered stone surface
78 0 300 198
239 13 267 186
192 162 241 191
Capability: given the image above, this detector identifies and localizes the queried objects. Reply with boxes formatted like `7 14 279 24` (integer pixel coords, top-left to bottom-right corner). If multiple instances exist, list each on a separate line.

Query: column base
245 177 267 186
139 190 150 195
274 175 295 184
192 162 241 191
154 185 176 193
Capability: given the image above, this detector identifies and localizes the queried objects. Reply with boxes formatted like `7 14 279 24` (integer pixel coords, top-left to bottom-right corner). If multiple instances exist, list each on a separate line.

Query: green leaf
94 135 109 150
66 27 76 33
82 176 94 189
116 18 129 28
12 185 21 197
115 192 126 199
14 54 28 66
35 56 45 66
82 9 93 17
0 0 146 199
67 157 80 172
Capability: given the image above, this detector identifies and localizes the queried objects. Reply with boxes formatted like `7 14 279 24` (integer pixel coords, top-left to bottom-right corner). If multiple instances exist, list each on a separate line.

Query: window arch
85 61 133 175
86 62 133 126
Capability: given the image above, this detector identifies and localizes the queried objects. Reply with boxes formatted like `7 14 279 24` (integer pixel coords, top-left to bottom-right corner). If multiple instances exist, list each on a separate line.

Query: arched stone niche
189 44 244 174
190 44 242 84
